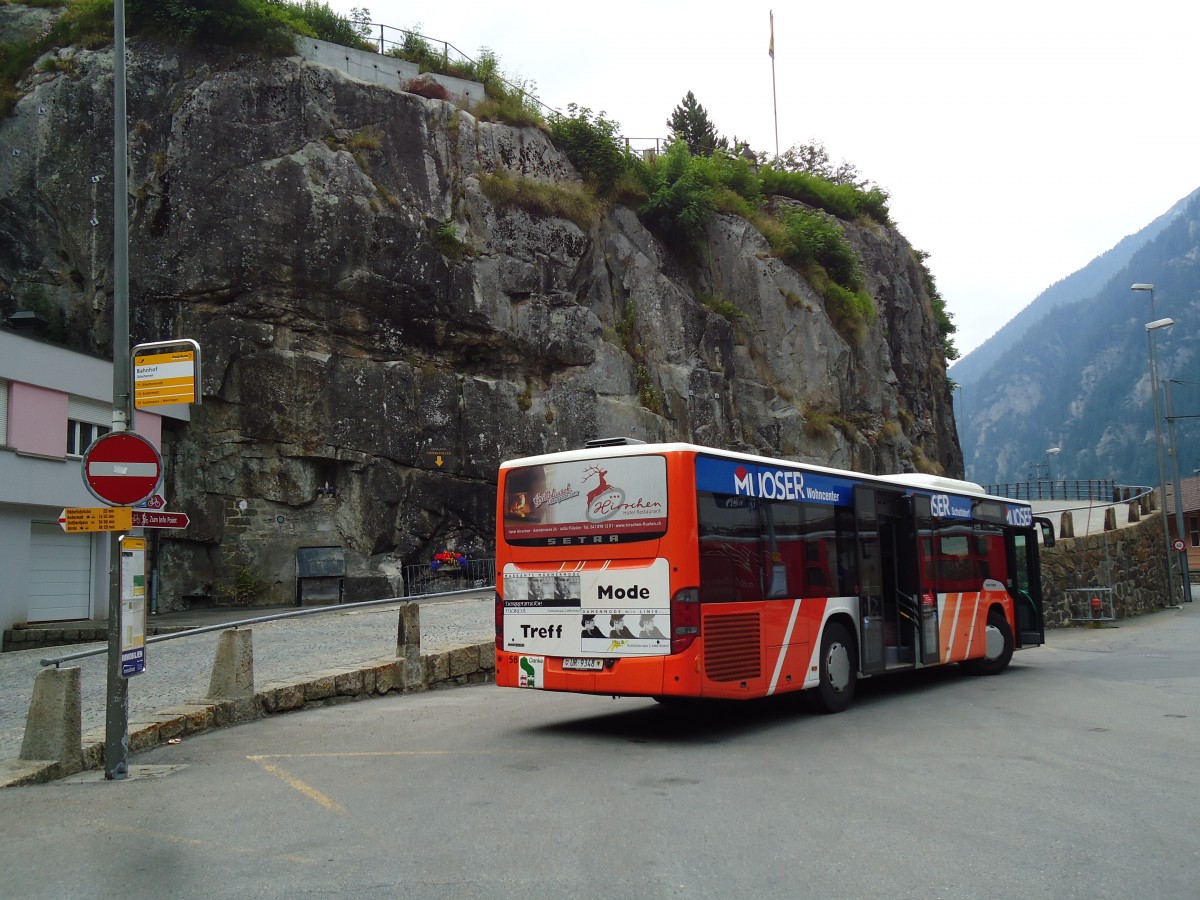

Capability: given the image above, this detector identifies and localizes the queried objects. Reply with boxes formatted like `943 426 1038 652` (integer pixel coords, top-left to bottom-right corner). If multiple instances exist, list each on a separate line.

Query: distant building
0 326 187 633
1164 476 1200 578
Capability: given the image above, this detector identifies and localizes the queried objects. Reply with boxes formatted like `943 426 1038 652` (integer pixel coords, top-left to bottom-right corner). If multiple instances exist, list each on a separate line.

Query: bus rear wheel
962 609 1014 676
813 622 857 714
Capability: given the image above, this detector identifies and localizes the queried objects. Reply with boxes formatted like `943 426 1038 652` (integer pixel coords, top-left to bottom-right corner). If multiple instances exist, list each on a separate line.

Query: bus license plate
562 658 603 671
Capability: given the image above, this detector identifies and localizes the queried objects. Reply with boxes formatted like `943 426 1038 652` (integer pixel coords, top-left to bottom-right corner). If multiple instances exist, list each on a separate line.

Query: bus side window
697 492 763 603
699 549 739 602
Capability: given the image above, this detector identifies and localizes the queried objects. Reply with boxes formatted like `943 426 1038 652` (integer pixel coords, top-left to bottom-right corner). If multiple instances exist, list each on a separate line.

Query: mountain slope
950 187 1199 389
957 190 1200 486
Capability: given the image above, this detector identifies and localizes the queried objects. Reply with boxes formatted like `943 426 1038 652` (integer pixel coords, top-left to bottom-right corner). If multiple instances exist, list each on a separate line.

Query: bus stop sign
82 431 163 506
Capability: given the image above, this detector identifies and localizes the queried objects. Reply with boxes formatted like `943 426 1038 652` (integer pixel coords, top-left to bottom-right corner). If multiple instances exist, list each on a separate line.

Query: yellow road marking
251 760 347 815
245 750 518 819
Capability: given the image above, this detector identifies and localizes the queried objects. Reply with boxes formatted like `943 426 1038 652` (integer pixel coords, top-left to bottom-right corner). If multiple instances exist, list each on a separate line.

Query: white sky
325 0 1199 357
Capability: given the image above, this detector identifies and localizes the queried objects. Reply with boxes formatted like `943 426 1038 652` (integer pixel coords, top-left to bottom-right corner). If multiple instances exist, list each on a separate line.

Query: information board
120 536 147 677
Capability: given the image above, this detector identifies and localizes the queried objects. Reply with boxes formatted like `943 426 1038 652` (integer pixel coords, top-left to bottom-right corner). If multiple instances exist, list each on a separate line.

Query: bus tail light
671 587 700 654
495 590 503 650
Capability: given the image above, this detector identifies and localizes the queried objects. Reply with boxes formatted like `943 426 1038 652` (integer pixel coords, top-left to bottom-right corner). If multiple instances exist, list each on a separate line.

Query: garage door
28 523 93 622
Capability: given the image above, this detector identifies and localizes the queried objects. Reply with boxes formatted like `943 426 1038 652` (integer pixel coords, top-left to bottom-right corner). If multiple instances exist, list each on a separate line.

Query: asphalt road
0 602 1197 898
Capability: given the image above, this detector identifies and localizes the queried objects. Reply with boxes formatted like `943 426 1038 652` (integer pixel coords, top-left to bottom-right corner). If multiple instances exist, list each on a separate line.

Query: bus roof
499 441 1026 507
876 473 990 496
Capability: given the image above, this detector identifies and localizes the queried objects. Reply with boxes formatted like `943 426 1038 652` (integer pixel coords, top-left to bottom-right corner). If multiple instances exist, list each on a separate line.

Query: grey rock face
0 38 960 607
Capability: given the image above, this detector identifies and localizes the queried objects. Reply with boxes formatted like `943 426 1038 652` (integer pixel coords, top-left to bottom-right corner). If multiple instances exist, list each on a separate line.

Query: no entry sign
82 431 163 506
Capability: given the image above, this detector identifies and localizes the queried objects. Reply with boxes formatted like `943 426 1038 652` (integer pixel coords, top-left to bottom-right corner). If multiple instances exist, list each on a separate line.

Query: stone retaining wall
1039 513 1171 625
3 623 190 653
4 625 107 652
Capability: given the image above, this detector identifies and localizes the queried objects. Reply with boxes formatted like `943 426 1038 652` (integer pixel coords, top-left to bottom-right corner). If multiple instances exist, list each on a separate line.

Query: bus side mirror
1034 517 1055 548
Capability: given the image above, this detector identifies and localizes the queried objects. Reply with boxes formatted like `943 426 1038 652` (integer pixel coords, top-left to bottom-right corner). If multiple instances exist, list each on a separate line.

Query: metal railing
354 21 671 150
984 480 1139 502
404 558 495 597
38 584 493 669
361 23 558 117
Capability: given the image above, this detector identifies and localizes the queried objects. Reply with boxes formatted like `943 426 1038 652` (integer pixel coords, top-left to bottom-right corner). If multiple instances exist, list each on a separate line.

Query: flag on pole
769 11 775 58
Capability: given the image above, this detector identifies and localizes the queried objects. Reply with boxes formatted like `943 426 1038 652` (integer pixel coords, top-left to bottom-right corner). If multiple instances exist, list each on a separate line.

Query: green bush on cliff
478 169 600 232
759 167 890 226
915 249 958 360
128 0 360 53
0 0 377 116
634 141 716 252
547 104 627 198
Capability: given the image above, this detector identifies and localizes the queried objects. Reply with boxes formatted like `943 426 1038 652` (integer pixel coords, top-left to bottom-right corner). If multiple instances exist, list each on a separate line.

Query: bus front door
854 486 924 675
1010 530 1046 647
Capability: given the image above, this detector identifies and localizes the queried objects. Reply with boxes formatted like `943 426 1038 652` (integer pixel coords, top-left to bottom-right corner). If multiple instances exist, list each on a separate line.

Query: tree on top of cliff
774 140 871 190
667 91 728 157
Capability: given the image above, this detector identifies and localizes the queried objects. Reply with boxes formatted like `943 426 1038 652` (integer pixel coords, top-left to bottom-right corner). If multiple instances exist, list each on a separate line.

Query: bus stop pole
104 0 132 781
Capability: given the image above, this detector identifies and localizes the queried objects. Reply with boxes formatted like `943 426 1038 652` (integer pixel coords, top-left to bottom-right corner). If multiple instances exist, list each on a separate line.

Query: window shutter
67 395 113 425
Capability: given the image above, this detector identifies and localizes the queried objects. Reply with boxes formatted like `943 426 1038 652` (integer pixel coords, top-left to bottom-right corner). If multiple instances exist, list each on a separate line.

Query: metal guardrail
984 480 1145 502
404 558 496 597
38 584 494 669
1031 486 1155 518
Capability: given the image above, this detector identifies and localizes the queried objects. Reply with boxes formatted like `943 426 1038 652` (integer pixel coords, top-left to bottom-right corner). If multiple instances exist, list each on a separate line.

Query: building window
1190 516 1200 548
66 420 109 457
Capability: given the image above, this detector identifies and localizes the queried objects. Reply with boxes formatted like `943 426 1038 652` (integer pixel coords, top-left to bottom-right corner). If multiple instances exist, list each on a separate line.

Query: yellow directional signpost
132 338 201 409
58 506 133 533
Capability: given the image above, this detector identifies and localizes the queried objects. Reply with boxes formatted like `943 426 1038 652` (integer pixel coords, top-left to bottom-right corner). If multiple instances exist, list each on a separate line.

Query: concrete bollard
1060 510 1074 539
1104 507 1117 531
20 666 83 775
207 628 254 701
397 603 421 690
1128 500 1140 523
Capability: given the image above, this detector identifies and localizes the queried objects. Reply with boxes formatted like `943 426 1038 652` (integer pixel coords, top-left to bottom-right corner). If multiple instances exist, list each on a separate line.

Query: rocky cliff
0 33 960 606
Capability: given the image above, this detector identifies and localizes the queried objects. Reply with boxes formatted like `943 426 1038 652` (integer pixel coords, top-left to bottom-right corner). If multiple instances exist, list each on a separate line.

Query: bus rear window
502 455 668 546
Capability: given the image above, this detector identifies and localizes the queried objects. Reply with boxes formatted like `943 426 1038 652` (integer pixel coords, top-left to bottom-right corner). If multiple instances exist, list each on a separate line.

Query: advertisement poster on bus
502 560 670 657
502 455 668 545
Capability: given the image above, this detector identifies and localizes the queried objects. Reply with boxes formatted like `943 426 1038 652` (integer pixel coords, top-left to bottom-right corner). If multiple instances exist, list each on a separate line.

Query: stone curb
0 641 496 789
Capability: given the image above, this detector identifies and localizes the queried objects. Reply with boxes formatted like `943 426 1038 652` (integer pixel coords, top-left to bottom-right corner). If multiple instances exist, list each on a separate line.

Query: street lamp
1132 283 1156 315
1164 378 1193 601
1045 447 1060 498
1144 313 1179 607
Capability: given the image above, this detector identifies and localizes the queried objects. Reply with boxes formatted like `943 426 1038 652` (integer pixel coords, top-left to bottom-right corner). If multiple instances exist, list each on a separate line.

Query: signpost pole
105 0 131 781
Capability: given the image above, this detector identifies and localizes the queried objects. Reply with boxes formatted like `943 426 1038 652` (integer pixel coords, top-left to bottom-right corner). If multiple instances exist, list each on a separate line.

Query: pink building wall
134 411 163 449
8 382 67 456
6 381 164 456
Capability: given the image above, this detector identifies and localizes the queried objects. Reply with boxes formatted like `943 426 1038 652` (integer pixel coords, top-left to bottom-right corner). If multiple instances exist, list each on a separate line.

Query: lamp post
1164 378 1193 601
1045 447 1060 498
1145 312 1178 607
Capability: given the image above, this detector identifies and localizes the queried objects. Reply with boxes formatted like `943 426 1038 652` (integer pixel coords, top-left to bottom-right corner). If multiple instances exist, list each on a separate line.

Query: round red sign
1173 539 1187 553
82 431 163 506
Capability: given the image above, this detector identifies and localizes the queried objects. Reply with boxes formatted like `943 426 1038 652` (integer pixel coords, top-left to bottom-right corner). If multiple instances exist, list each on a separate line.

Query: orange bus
494 439 1053 712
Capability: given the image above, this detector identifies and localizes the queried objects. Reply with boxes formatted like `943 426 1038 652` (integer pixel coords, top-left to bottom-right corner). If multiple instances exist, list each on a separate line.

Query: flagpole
770 11 779 159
